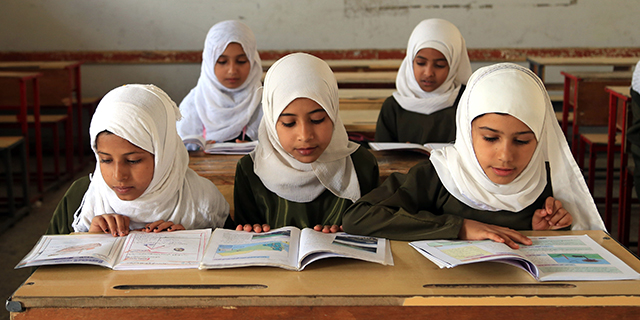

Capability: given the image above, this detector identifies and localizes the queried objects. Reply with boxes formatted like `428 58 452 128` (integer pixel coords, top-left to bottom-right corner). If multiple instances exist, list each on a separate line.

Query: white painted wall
1 0 638 101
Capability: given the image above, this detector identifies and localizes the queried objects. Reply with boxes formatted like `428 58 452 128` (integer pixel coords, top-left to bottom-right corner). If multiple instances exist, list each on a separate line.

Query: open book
15 229 211 270
368 142 450 154
199 227 394 271
182 134 258 155
410 235 640 281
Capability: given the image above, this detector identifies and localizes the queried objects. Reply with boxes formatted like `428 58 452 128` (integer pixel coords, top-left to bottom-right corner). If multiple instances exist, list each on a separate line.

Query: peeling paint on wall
344 0 577 17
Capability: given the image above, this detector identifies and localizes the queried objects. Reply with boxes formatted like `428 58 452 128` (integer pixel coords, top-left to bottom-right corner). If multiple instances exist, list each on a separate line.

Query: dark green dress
46 176 91 235
232 146 379 229
374 85 465 144
342 160 553 241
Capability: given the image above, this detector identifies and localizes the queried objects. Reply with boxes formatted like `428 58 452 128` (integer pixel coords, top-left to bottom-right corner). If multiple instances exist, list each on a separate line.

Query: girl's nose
496 142 514 162
113 163 128 181
297 122 314 142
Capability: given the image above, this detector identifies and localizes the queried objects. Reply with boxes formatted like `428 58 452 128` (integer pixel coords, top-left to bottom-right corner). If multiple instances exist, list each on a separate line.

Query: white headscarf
178 20 263 142
251 53 361 203
393 18 472 115
632 60 640 93
72 84 230 232
430 63 605 231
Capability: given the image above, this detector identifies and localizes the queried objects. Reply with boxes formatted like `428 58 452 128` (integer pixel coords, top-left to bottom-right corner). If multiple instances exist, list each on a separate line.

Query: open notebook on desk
410 235 640 281
369 142 451 155
182 135 258 154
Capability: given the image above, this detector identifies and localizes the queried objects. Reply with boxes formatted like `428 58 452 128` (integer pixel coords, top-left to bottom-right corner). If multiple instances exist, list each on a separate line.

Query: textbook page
297 229 393 270
112 229 212 270
368 142 450 154
410 235 640 281
15 234 125 269
182 134 206 150
204 141 259 155
199 227 301 270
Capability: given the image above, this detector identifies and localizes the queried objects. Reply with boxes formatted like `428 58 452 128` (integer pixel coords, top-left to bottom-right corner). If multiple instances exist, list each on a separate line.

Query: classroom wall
1 0 638 102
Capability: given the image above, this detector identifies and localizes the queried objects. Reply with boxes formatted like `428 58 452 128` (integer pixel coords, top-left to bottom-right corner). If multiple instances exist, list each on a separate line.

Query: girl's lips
492 167 514 177
295 147 317 156
113 186 133 194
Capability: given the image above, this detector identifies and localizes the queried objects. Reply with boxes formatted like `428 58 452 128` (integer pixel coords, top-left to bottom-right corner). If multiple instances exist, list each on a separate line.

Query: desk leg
32 78 43 194
73 66 83 168
605 94 617 231
2 146 14 216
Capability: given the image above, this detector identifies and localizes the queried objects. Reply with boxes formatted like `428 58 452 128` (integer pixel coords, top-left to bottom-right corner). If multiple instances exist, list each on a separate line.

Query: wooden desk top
340 109 379 132
263 59 402 71
0 61 82 69
333 71 397 83
9 230 640 314
561 71 633 80
527 56 639 66
0 71 41 79
338 88 395 99
188 149 425 187
606 85 631 98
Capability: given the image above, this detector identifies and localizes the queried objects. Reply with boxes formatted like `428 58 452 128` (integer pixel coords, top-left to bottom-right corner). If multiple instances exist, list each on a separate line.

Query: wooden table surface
8 230 640 319
188 149 426 187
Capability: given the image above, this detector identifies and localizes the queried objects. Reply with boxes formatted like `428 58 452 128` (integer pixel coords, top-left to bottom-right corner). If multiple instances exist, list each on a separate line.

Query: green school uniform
232 146 379 229
46 176 91 235
374 85 465 144
342 160 553 241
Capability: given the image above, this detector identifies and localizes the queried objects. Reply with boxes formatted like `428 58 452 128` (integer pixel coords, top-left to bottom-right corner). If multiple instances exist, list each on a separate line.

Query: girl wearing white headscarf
177 20 263 148
46 84 229 235
232 53 379 232
344 63 605 246
627 61 640 198
376 18 472 144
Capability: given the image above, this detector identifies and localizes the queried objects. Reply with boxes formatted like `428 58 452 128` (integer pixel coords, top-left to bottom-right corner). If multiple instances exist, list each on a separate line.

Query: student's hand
89 214 130 237
206 140 216 145
313 225 343 233
236 224 271 233
234 139 250 143
532 197 573 231
143 220 185 232
458 219 532 249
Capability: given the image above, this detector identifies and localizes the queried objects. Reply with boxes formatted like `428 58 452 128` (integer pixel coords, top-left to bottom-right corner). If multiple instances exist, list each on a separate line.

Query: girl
375 18 472 144
177 20 263 149
47 84 230 236
344 63 606 248
232 53 379 233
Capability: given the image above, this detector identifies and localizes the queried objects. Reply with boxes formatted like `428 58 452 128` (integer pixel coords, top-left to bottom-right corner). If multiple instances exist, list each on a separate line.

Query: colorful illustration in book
216 241 290 256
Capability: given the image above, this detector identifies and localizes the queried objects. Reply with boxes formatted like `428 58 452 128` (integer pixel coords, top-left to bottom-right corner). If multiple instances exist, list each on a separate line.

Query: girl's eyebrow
97 151 144 156
415 55 447 62
478 126 534 135
279 108 325 118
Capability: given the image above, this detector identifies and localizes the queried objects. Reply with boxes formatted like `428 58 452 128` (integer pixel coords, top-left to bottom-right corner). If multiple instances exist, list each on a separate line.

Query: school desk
339 109 379 132
560 71 632 156
334 71 397 89
0 61 84 175
527 56 639 91
0 71 44 195
604 86 633 246
7 230 640 320
187 150 426 186
262 59 403 72
338 89 392 111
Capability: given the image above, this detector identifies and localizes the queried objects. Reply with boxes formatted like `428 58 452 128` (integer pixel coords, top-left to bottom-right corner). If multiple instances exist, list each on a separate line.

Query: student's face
472 113 537 184
214 42 251 89
413 48 450 92
276 98 334 163
96 133 155 201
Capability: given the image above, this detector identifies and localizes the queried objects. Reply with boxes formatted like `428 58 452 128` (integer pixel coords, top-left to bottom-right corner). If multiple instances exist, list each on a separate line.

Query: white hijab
632 60 640 93
430 63 605 231
393 18 472 115
180 20 263 141
72 84 229 232
251 53 361 203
